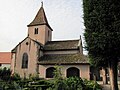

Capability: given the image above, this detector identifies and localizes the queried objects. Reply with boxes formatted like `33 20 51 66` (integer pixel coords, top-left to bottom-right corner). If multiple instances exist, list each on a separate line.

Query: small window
26 42 28 45
34 28 38 34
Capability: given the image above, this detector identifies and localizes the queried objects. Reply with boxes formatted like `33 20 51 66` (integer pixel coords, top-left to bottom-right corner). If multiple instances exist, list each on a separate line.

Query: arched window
22 53 28 69
46 67 55 78
67 67 80 78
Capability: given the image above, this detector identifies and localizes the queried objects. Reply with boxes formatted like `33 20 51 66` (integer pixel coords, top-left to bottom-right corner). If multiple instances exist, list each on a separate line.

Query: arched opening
67 67 80 78
46 67 55 78
22 53 28 69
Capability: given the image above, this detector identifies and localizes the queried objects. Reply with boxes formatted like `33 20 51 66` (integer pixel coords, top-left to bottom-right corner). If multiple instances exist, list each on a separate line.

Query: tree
83 0 120 90
0 67 11 81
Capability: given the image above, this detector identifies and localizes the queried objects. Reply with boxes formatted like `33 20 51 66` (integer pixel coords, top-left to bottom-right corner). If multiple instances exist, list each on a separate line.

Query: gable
12 37 43 53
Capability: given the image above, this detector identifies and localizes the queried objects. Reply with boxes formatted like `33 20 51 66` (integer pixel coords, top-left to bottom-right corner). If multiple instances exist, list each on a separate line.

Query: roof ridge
48 39 80 42
44 53 81 55
0 51 11 53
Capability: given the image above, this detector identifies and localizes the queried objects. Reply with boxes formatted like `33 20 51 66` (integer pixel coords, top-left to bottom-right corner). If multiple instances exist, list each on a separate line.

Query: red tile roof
0 52 11 64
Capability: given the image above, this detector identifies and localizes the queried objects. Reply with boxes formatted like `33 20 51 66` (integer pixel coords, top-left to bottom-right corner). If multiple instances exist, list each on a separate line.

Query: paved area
102 85 111 90
98 81 120 90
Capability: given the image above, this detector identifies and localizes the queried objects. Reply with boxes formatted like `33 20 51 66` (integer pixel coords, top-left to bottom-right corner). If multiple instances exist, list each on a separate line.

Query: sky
0 0 85 52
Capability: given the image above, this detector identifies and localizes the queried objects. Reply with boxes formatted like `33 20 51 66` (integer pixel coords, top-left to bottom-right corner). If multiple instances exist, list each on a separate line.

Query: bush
0 66 102 90
0 80 21 90
0 67 11 81
11 73 21 81
65 77 85 90
46 65 102 90
29 74 40 81
83 79 102 90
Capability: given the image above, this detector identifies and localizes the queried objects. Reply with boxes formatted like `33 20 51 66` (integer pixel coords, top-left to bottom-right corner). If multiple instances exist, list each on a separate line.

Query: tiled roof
0 52 11 64
38 54 89 65
28 6 53 31
44 40 80 51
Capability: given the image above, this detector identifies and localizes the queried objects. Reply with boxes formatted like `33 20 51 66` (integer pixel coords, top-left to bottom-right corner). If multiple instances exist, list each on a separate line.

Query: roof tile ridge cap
18 37 28 45
55 54 76 56
51 39 80 42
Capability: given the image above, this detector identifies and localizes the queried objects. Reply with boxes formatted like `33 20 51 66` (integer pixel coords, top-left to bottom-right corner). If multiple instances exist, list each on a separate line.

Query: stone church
11 3 90 80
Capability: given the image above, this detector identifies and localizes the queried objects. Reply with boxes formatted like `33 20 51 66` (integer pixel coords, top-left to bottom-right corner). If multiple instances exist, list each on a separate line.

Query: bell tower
27 2 53 45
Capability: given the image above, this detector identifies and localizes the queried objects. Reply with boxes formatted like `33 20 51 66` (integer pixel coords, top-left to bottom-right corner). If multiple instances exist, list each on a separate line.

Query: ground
98 81 120 90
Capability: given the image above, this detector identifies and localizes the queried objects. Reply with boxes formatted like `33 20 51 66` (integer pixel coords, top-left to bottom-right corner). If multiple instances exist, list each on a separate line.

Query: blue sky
0 0 85 52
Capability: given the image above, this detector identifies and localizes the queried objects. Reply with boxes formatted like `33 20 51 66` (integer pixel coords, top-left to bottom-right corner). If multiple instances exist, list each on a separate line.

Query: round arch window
46 67 55 78
67 67 80 78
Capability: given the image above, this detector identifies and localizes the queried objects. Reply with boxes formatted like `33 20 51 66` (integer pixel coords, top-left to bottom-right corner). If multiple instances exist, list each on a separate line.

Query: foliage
47 66 101 90
83 79 101 90
29 74 40 81
53 66 63 80
49 65 65 90
11 73 21 81
0 80 21 90
83 0 120 89
64 77 85 90
0 76 102 90
47 77 102 90
83 0 120 66
0 67 102 90
0 67 11 81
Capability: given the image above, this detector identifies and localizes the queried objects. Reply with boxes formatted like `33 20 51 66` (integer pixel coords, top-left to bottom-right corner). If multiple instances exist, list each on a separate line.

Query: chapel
11 3 90 79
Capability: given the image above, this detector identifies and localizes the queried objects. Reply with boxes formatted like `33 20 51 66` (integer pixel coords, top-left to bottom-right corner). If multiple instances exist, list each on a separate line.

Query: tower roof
28 3 53 31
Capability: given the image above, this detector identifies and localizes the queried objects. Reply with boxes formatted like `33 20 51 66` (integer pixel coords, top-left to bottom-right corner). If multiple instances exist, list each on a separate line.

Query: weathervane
41 1 43 7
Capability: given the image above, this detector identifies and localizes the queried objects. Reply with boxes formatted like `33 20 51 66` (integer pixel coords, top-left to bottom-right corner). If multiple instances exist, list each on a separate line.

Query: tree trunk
109 61 118 90
102 67 108 84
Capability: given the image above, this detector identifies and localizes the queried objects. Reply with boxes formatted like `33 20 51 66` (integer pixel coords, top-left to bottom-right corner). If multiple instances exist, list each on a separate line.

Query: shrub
29 74 40 81
11 73 21 81
65 77 85 90
83 79 102 90
0 67 11 81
